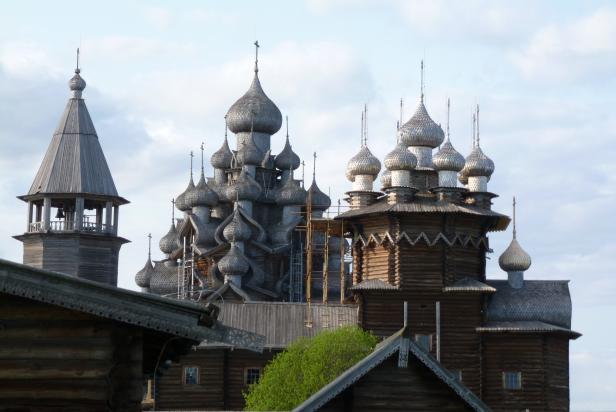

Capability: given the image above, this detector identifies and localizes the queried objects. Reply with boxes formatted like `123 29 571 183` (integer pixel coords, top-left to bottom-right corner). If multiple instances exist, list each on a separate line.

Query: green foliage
244 325 378 411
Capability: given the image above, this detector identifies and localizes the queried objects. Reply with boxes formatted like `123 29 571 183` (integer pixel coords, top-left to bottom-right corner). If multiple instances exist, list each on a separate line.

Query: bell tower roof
20 57 125 204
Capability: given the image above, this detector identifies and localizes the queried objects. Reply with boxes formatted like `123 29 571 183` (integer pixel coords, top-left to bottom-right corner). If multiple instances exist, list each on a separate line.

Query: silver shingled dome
69 69 86 93
433 140 465 172
237 133 263 166
399 100 445 148
384 143 417 171
211 136 233 169
223 209 252 242
308 180 331 211
274 136 301 171
134 257 154 288
218 243 249 277
499 238 532 272
463 146 494 177
175 177 195 212
159 223 179 254
226 169 262 201
276 177 307 206
186 172 219 208
226 73 282 135
346 146 382 182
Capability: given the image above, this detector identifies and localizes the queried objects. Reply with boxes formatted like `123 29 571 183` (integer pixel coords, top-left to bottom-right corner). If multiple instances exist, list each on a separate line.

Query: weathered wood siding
320 353 475 411
0 295 143 412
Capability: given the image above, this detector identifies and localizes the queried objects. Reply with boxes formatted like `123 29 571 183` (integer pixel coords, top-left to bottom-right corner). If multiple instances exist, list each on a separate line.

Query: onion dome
276 177 306 206
433 140 465 172
463 146 494 177
499 238 532 272
226 169 262 201
308 180 331 211
159 223 178 254
135 257 154 288
226 44 282 135
211 135 233 169
175 177 195 212
186 172 219 208
149 262 178 296
380 170 392 188
223 209 252 242
384 143 417 171
69 69 86 98
237 132 263 166
217 243 249 277
275 135 300 171
399 100 445 148
345 146 381 182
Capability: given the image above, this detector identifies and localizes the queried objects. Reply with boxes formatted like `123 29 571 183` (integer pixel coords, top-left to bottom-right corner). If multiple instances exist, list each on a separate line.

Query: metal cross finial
189 151 194 178
75 47 80 73
171 198 176 223
301 160 306 188
254 40 260 73
420 60 425 102
147 233 152 259
224 115 228 140
363 104 368 147
286 115 289 139
360 111 364 147
476 104 480 147
200 142 205 172
446 98 451 142
512 196 517 239
400 98 404 124
312 152 317 182
472 112 477 148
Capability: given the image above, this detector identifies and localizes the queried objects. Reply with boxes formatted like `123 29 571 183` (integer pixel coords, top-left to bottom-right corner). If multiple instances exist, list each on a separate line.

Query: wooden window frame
502 371 522 390
182 365 200 385
244 366 262 386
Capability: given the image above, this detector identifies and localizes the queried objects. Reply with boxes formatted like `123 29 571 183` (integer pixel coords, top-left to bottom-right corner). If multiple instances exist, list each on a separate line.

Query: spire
75 47 80 74
472 112 477 148
285 115 289 139
476 104 481 147
364 104 368 146
360 111 364 147
301 160 306 188
189 151 194 179
399 98 404 124
312 152 317 182
446 98 451 142
200 142 205 173
171 198 175 223
512 196 517 239
147 233 152 260
254 40 260 73
420 60 425 102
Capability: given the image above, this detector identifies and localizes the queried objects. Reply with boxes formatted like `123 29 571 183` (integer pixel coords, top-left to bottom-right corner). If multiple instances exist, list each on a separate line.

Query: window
414 334 433 352
502 371 522 390
183 366 200 385
245 367 262 385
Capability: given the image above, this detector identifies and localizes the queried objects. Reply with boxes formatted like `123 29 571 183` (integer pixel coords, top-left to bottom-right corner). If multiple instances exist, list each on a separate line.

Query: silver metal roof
159 222 179 254
486 280 572 329
149 261 179 296
384 143 417 171
237 132 264 166
275 135 301 171
217 243 249 277
443 277 496 293
226 73 282 135
499 238 531 272
134 257 154 288
399 99 445 149
186 172 219 208
275 177 307 206
226 169 262 201
346 145 381 181
25 70 120 200
380 169 392 188
211 134 233 169
222 208 252 242
175 177 195 212
463 146 494 177
308 179 331 211
433 140 465 172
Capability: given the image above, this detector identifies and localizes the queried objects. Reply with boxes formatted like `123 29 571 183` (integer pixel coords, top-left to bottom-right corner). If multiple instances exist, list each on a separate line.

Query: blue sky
0 1 614 409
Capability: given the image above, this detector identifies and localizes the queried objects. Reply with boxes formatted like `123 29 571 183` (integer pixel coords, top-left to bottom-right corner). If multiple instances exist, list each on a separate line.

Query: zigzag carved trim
352 230 488 249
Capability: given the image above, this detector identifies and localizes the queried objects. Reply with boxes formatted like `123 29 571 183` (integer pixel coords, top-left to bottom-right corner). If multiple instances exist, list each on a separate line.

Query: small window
414 334 433 352
502 371 522 390
245 367 262 386
183 366 200 385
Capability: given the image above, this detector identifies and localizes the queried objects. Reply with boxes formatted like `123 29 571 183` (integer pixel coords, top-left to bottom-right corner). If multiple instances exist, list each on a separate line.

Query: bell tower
14 50 129 286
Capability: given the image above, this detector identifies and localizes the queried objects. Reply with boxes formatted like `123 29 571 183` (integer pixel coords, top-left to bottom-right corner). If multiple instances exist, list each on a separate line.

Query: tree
244 325 378 411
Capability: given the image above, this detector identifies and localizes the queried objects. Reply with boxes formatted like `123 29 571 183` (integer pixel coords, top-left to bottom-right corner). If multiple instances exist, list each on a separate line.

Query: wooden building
0 258 263 412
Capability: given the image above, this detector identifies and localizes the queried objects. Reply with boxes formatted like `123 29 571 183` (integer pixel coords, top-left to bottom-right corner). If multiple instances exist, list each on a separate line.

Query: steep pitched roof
294 327 490 412
23 91 123 202
0 258 264 352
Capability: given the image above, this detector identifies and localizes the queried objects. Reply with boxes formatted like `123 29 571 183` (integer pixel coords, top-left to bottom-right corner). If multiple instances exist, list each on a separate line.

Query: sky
0 0 614 409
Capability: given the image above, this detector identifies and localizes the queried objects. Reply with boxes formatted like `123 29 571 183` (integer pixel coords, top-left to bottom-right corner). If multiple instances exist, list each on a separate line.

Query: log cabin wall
482 334 550 412
545 336 570 412
0 294 143 412
156 347 278 411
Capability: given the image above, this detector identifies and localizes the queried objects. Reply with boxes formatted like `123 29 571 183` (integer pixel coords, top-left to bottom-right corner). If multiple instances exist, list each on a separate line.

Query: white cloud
511 7 616 81
143 6 172 30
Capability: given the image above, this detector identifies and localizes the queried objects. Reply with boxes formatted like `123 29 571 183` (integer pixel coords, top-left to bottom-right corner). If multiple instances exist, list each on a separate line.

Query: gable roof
21 95 125 203
294 326 490 412
0 258 264 352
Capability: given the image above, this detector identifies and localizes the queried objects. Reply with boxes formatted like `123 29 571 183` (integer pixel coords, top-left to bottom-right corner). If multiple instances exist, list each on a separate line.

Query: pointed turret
15 51 129 285
499 197 531 288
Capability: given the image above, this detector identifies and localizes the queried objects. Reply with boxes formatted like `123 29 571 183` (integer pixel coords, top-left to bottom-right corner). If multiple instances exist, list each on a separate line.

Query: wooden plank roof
0 259 264 352
21 96 124 202
293 326 491 412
